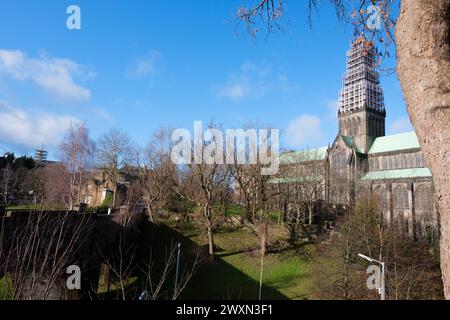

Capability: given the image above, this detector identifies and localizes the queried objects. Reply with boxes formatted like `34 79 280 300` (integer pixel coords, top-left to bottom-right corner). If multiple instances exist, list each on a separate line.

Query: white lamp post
358 253 386 300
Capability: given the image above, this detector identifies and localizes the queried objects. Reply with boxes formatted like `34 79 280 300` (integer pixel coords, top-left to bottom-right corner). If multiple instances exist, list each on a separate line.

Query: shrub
101 192 113 209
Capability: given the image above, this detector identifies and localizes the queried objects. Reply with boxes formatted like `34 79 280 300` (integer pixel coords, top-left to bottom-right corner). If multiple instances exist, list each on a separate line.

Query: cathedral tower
338 37 386 153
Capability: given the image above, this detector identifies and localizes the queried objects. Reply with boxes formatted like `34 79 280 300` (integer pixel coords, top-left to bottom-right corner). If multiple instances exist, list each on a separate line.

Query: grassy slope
174 221 315 300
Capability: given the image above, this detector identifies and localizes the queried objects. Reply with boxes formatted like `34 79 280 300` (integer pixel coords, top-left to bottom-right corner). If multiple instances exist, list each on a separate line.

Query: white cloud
286 114 323 148
0 49 92 100
388 117 413 134
126 50 162 79
216 62 297 100
0 101 79 150
326 99 339 119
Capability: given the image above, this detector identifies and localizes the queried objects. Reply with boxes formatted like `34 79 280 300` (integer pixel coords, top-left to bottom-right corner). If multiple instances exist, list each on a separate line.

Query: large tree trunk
396 0 450 298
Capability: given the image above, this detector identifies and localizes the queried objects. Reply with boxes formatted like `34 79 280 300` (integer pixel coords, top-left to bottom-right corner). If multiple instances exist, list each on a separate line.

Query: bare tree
99 230 201 301
189 163 230 258
96 129 132 209
312 197 443 300
0 154 17 207
170 123 232 258
60 123 95 210
135 128 174 223
140 243 202 300
232 163 258 222
15 162 74 210
229 125 279 255
98 231 137 300
0 212 92 300
283 149 326 229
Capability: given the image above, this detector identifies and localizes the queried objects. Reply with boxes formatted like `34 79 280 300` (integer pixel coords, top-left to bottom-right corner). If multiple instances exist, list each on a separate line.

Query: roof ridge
377 130 416 139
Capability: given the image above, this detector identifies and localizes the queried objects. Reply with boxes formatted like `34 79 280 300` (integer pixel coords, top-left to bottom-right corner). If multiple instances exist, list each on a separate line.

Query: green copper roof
342 135 362 153
342 136 354 147
369 131 420 154
362 168 432 180
280 147 328 164
269 176 323 184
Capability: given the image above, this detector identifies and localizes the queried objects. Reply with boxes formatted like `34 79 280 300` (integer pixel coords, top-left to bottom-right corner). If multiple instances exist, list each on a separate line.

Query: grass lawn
172 221 315 300
0 275 13 300
6 204 46 210
5 204 68 211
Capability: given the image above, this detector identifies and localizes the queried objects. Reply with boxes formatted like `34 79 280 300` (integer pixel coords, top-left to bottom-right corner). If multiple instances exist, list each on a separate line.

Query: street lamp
358 253 386 300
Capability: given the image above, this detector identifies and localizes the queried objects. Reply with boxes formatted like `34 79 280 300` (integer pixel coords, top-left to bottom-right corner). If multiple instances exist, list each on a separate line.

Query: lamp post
358 253 386 300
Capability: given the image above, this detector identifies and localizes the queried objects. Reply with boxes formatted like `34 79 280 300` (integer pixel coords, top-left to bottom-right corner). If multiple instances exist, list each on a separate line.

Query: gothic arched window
393 186 409 209
370 117 374 135
393 156 399 169
415 185 432 210
389 156 395 169
401 155 407 168
382 157 388 170
350 118 356 136
416 154 423 167
357 117 361 135
373 186 389 210
371 158 379 171
408 154 415 168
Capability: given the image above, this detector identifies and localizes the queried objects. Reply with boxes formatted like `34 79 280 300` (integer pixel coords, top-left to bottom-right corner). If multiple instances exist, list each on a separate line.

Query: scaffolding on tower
34 146 48 162
338 37 385 115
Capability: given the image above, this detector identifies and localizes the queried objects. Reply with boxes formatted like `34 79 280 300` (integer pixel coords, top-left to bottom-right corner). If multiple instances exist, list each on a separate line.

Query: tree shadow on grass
139 223 288 300
216 249 255 259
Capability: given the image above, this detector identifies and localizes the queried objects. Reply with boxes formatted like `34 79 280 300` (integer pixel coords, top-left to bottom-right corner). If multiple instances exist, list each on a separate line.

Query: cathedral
276 38 438 239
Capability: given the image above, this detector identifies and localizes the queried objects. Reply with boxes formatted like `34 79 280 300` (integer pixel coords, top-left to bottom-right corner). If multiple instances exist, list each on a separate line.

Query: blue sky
0 0 411 159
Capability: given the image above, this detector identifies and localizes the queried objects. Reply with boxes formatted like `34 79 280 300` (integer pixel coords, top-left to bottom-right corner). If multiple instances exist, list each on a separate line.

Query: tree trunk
207 224 215 257
245 199 253 223
146 203 155 223
308 204 313 226
77 171 83 206
260 220 268 256
396 0 450 298
112 182 117 209
294 208 301 241
204 206 215 258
